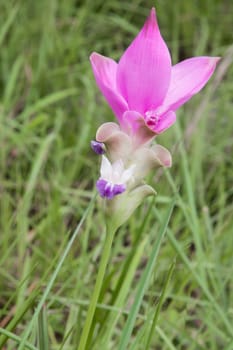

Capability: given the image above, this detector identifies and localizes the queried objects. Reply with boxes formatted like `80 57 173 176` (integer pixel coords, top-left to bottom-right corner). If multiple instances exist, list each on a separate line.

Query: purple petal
117 8 171 114
90 140 105 155
162 57 220 112
96 178 126 199
90 53 128 122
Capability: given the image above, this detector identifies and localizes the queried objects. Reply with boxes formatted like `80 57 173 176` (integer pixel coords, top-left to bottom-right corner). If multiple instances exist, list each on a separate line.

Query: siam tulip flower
96 155 135 199
96 155 157 227
90 7 220 145
90 7 220 223
81 11 220 347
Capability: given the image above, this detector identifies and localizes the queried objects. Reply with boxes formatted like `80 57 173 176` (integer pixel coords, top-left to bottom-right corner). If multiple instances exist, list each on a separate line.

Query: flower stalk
78 219 118 350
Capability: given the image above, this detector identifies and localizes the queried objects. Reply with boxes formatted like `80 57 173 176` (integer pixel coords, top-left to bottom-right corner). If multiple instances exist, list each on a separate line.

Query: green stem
78 220 117 350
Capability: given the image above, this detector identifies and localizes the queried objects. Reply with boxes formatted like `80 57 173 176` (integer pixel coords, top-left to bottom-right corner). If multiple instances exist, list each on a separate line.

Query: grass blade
18 195 96 350
145 260 175 350
0 5 19 46
19 88 78 121
166 227 233 338
37 305 49 350
118 199 175 350
0 328 37 350
0 288 39 348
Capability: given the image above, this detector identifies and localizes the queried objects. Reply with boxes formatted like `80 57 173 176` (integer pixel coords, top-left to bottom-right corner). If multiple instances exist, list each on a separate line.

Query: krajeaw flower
96 155 135 199
96 155 156 228
90 8 219 144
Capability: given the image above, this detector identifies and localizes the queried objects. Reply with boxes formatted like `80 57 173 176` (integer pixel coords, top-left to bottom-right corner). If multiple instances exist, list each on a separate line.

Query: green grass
0 0 233 349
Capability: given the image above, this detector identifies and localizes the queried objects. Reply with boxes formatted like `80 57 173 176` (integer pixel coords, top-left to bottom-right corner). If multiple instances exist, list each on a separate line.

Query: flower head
90 8 220 145
90 8 220 228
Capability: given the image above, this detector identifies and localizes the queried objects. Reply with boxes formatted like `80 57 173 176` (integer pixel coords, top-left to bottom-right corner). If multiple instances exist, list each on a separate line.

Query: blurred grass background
0 0 232 349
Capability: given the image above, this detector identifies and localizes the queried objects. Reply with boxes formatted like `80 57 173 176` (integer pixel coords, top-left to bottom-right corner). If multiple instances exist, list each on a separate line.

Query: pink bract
90 8 220 143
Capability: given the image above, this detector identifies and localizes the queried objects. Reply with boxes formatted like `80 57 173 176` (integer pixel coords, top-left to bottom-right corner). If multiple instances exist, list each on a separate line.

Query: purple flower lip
96 155 135 199
96 178 126 199
91 140 105 155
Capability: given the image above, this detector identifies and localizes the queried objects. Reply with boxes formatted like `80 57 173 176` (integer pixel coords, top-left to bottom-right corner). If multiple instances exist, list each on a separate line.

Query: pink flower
90 8 220 144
